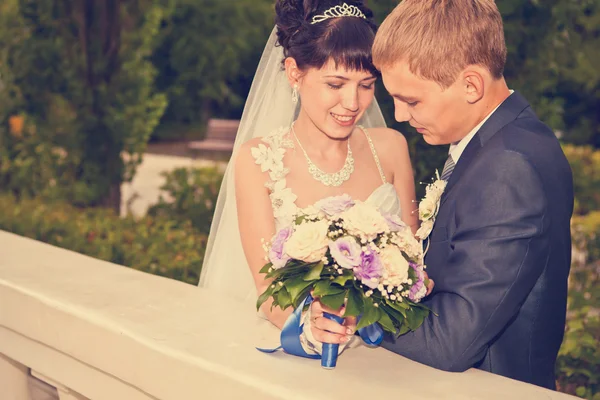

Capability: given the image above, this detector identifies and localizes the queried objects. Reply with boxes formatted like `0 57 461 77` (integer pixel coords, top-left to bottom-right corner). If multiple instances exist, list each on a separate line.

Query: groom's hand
309 298 356 344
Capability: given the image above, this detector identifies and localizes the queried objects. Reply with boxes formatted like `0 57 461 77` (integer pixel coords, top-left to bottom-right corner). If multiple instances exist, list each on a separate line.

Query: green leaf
275 286 292 310
357 297 382 330
286 277 315 304
259 262 273 274
303 262 324 281
332 273 353 286
387 300 408 318
320 291 347 310
295 215 307 225
266 261 307 279
256 285 274 310
313 280 331 297
405 306 429 331
313 280 345 297
381 302 404 325
377 311 396 333
344 288 363 317
396 323 411 337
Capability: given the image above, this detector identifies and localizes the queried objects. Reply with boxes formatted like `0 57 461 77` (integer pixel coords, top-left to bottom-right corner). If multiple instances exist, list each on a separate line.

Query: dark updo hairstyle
275 0 379 76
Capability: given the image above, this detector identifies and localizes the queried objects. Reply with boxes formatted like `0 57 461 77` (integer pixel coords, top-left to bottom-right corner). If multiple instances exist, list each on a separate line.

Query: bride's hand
309 298 356 345
424 271 435 296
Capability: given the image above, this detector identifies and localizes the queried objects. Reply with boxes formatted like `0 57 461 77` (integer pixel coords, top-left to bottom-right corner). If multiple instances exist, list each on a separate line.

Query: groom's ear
461 66 486 104
284 57 302 87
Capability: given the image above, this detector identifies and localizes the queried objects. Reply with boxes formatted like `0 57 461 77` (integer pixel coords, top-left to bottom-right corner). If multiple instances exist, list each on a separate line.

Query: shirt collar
449 90 514 162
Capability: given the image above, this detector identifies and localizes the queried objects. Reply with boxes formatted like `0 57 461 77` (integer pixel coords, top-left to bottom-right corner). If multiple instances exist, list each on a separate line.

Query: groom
306 0 573 390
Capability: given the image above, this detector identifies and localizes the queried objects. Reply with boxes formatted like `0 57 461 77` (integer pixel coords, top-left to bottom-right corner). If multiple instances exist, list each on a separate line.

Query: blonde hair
372 0 507 88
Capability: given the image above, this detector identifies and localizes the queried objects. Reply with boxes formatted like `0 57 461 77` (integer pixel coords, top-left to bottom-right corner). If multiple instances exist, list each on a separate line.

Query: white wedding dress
198 27 395 306
202 125 402 304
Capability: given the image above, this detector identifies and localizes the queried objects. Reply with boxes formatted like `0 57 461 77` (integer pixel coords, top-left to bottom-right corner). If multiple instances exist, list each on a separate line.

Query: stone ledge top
0 230 576 400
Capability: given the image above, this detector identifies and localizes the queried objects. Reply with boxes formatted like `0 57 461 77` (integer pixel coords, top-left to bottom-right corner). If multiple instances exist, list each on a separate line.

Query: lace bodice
251 126 402 230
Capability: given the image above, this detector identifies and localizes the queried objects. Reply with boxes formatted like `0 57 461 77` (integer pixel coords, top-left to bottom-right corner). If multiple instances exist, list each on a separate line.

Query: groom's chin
421 134 438 145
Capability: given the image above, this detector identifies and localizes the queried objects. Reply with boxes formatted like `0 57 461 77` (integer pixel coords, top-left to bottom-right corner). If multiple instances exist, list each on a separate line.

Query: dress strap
359 126 387 184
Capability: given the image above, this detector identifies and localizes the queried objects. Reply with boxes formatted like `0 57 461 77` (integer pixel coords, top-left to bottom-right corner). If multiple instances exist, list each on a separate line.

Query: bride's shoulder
364 127 409 156
235 127 292 177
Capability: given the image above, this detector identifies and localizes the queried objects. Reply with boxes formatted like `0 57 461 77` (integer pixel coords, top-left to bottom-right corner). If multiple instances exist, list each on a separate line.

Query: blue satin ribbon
321 312 344 369
256 294 385 367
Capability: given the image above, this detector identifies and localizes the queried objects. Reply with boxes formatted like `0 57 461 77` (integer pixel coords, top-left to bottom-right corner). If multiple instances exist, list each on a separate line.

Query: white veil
198 27 387 303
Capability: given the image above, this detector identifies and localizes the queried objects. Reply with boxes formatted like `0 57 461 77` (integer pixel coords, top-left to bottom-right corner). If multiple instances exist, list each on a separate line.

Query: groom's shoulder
488 112 560 159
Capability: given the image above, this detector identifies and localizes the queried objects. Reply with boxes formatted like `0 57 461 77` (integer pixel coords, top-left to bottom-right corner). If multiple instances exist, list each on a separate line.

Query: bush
563 145 600 216
0 194 205 285
557 212 600 399
147 166 224 235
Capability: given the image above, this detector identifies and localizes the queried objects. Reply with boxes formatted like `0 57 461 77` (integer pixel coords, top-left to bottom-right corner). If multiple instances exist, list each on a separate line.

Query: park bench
188 118 239 159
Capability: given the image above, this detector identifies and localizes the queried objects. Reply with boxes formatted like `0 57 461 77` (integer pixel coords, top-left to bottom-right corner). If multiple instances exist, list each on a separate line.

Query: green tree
0 0 168 211
152 0 273 136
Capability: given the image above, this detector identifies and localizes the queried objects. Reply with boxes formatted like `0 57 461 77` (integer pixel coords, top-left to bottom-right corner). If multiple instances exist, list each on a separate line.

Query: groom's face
381 62 470 145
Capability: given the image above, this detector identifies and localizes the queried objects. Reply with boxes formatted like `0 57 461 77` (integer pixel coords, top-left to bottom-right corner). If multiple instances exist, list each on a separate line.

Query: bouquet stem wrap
257 294 385 369
321 312 344 369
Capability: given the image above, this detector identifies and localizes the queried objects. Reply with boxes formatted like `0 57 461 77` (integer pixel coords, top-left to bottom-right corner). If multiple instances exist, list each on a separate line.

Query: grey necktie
440 154 455 181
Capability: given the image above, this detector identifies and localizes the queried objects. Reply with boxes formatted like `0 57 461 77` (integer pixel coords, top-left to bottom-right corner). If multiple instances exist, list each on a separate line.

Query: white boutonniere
415 171 447 242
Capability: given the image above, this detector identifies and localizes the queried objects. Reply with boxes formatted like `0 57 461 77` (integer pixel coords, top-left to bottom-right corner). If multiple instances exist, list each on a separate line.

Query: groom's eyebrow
389 92 419 103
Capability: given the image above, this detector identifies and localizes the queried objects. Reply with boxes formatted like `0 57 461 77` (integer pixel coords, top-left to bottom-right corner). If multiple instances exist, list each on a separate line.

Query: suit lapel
439 91 531 207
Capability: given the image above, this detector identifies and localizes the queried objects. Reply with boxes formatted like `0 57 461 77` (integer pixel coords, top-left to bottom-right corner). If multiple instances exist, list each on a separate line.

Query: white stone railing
0 230 577 400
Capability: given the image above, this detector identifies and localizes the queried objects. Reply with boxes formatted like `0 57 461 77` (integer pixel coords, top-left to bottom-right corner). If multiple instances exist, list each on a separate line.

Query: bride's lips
331 112 357 127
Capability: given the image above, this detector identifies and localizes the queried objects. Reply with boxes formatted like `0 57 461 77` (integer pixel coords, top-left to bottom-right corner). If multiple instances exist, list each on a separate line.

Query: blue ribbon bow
257 294 384 368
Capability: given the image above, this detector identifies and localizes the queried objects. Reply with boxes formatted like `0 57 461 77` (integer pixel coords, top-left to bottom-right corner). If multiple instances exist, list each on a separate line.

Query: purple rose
383 213 406 232
269 226 293 269
408 263 427 302
329 237 362 269
354 252 383 289
315 194 355 216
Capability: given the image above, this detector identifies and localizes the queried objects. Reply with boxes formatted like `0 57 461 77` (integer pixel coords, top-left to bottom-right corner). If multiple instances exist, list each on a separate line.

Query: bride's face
298 59 377 139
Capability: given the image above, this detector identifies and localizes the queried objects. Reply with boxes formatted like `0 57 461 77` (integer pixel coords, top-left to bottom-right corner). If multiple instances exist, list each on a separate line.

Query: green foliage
0 0 168 210
147 166 224 235
563 144 600 215
557 212 600 398
0 193 205 285
152 0 273 131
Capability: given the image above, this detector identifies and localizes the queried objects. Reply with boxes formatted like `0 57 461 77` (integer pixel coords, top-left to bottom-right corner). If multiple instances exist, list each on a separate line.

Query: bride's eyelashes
326 83 375 90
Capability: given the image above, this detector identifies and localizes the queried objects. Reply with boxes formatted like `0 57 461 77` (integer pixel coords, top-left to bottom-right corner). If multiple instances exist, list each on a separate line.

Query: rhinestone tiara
310 3 367 25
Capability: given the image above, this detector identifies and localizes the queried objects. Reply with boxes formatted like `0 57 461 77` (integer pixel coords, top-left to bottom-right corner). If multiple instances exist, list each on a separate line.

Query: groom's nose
394 103 411 122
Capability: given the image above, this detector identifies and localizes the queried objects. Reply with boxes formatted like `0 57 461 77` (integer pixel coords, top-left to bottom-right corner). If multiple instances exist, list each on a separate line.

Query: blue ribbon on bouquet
256 294 384 368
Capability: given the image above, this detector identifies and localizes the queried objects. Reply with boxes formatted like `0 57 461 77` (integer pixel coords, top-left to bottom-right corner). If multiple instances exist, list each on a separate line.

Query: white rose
379 246 410 287
341 202 389 239
415 219 434 241
284 220 329 262
429 179 447 196
419 196 438 221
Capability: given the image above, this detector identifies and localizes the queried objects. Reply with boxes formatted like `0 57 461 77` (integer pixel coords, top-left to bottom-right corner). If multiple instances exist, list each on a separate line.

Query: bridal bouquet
257 195 431 353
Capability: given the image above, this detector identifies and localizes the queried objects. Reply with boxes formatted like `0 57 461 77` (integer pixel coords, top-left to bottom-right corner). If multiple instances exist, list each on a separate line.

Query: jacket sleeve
382 150 549 372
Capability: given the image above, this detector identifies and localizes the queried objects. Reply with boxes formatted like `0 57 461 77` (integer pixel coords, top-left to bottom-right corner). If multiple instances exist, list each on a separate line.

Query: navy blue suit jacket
383 92 574 389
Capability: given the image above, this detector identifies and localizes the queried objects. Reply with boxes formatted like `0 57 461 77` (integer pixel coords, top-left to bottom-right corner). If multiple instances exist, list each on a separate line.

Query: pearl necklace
291 122 355 187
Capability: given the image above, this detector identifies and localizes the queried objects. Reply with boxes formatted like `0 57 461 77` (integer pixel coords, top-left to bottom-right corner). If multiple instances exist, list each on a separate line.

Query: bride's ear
284 57 302 88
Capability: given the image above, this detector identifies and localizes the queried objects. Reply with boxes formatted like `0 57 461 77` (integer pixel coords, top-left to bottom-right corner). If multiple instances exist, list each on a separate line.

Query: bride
199 0 418 330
